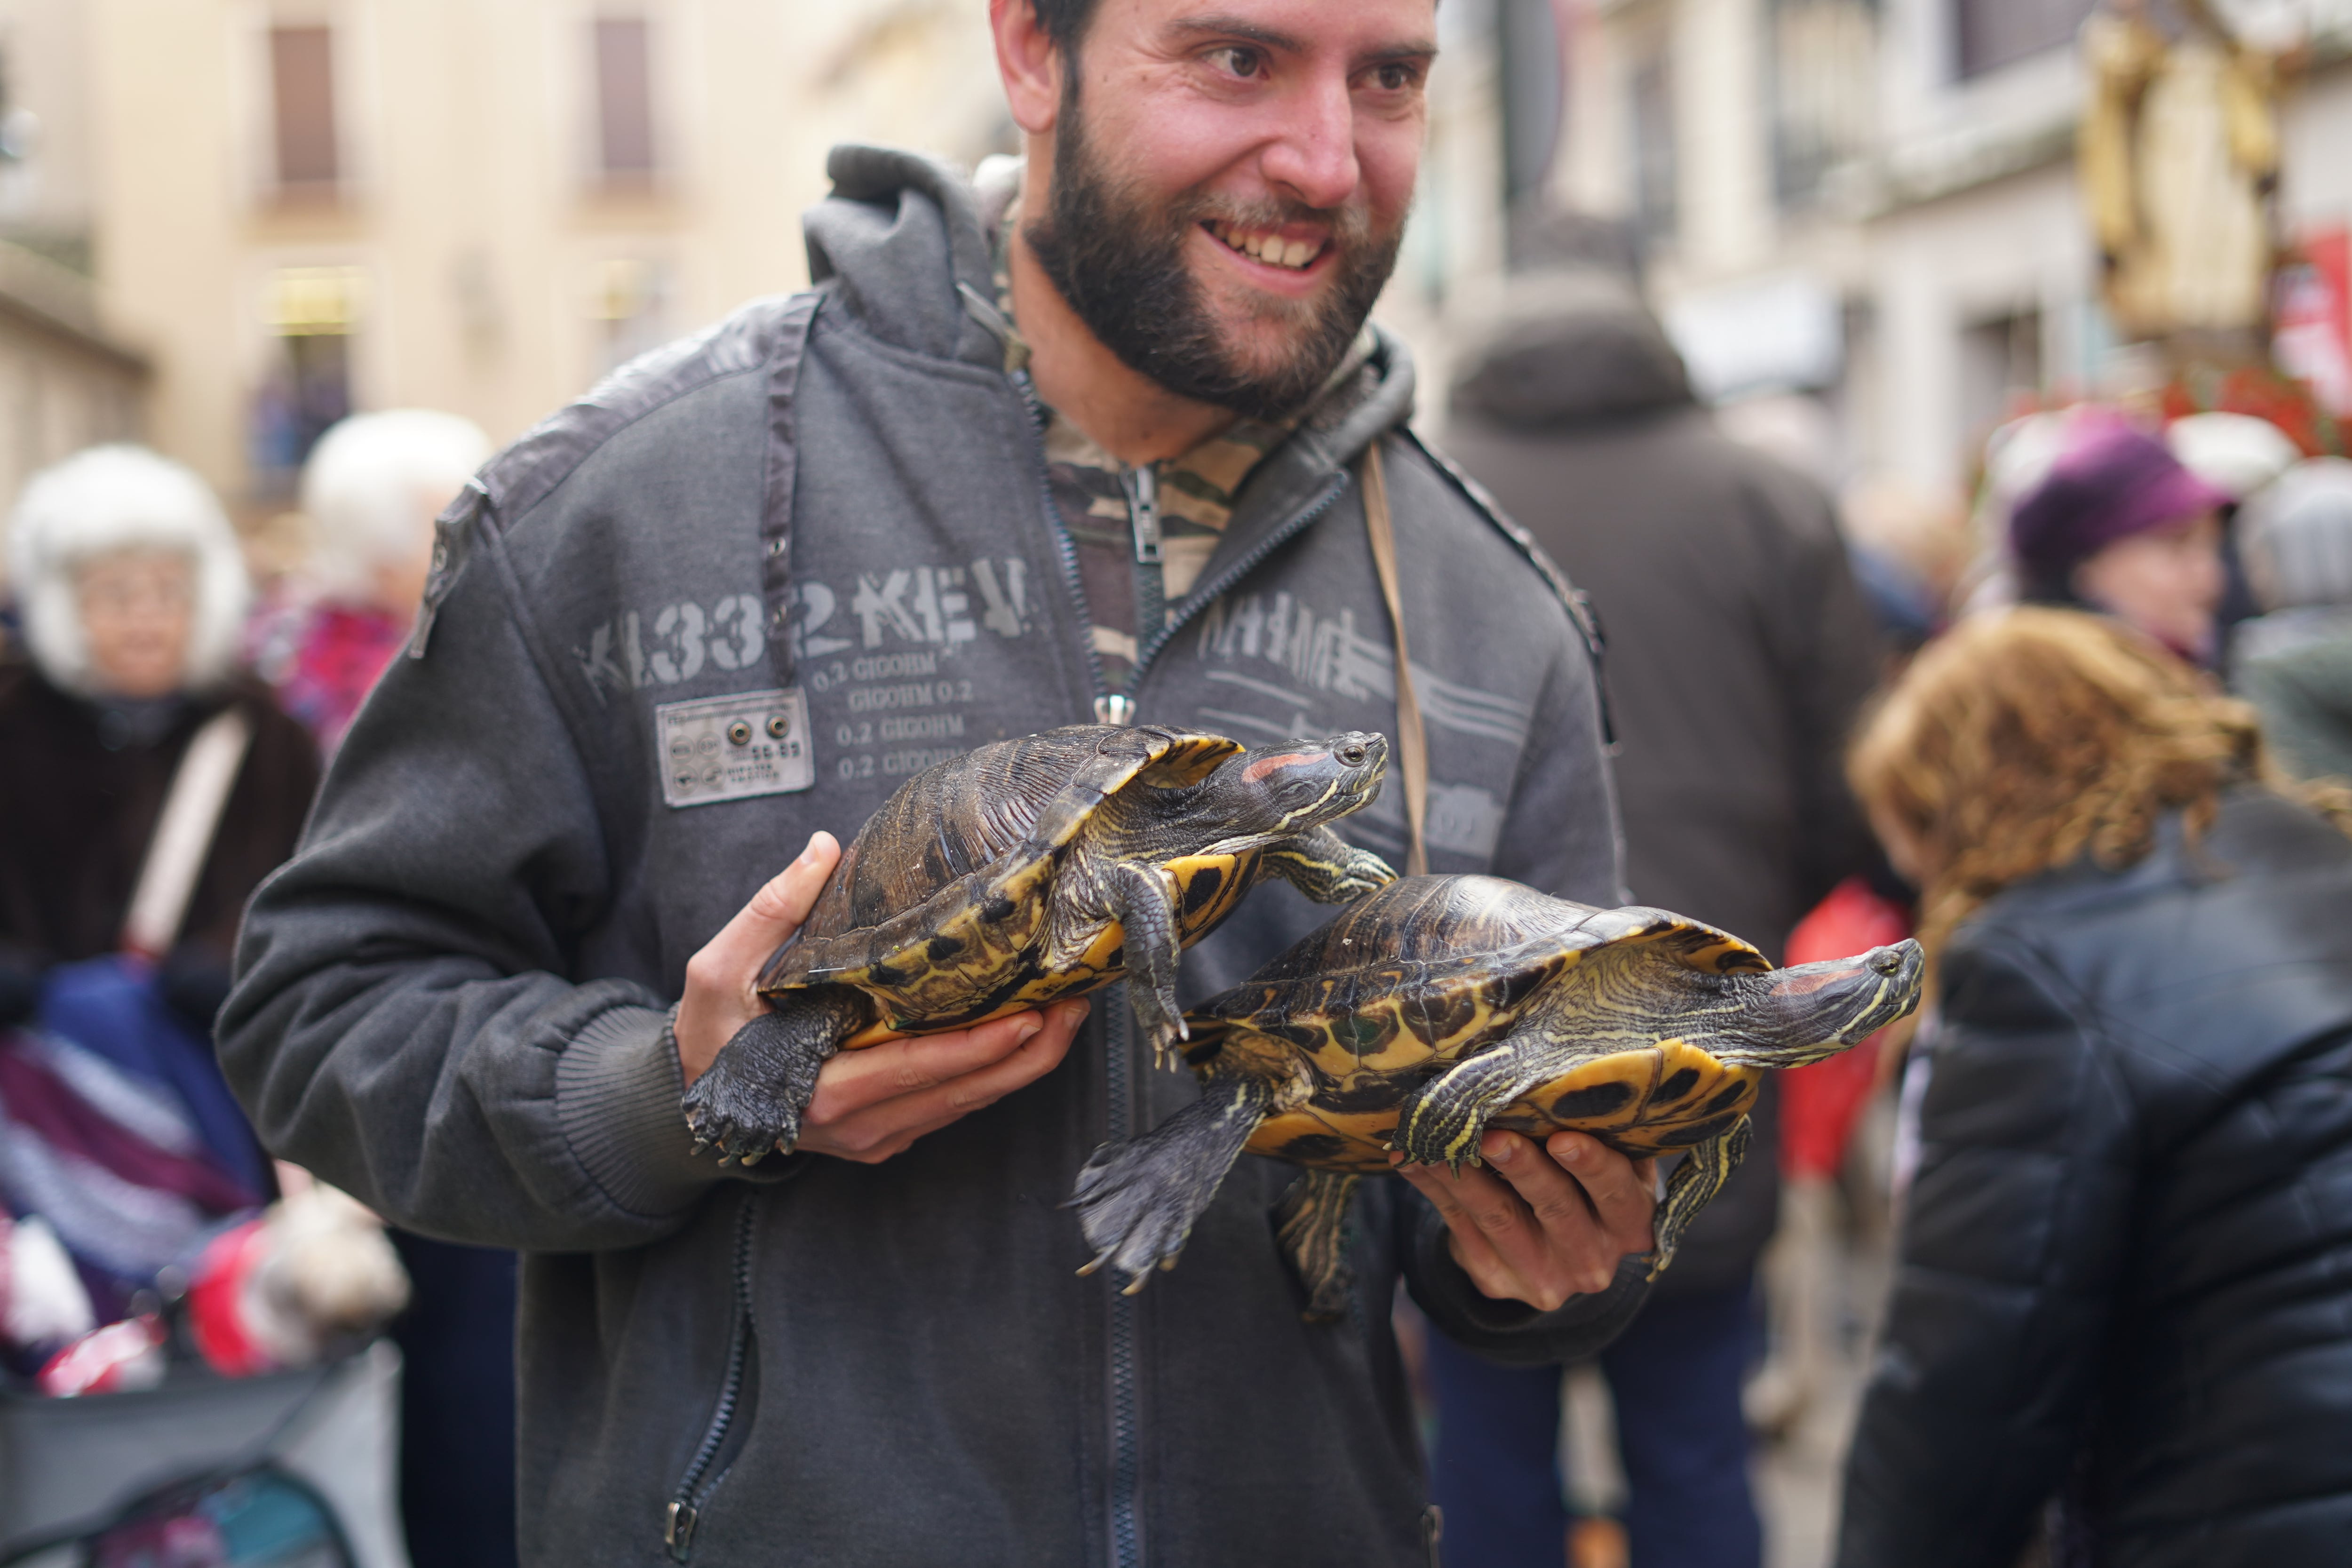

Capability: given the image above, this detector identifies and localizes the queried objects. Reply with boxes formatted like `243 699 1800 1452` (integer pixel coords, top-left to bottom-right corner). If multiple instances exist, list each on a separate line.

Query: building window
590 256 669 372
1628 54 1677 246
251 266 363 486
269 24 339 194
1771 0 1878 211
594 16 656 183
1960 308 2043 437
1954 0 2097 80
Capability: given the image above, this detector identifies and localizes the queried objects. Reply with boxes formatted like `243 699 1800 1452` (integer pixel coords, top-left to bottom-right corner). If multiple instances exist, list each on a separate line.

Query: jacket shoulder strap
1360 441 1429 876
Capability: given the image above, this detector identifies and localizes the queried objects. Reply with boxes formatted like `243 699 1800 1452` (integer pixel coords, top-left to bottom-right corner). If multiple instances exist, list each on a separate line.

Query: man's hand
1393 1130 1657 1310
676 831 1088 1165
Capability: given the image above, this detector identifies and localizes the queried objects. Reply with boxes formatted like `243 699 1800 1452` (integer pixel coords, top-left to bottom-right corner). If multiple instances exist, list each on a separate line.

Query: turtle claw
680 998 859 1163
1068 1078 1271 1295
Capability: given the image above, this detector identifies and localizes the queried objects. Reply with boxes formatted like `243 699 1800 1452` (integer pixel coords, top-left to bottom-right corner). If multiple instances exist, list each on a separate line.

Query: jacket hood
6 444 250 698
1448 268 1694 430
802 144 1415 496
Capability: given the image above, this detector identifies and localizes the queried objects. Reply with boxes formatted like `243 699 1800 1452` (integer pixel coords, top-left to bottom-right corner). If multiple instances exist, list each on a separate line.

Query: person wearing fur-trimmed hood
0 444 319 1064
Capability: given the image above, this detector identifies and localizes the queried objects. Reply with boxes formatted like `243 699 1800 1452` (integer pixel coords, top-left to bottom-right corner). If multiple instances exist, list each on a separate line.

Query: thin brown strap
1361 442 1429 876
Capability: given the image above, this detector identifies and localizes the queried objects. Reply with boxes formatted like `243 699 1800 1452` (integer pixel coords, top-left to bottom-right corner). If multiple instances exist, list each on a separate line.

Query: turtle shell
1187 875 1773 1172
759 724 1245 1048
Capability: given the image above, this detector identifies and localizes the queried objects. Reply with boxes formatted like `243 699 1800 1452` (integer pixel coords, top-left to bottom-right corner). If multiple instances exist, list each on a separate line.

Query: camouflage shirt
989 214 1373 701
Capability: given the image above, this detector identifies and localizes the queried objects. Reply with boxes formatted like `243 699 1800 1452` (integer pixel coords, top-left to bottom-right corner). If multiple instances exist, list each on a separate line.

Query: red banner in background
1780 878 1913 1180
2276 227 2352 418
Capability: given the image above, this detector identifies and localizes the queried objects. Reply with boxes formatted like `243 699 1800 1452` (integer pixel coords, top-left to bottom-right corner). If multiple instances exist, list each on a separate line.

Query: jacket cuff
1407 1202 1652 1367
554 1005 803 1218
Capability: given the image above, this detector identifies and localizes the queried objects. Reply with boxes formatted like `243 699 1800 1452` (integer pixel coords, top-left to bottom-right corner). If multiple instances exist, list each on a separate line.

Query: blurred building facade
69 0 1021 513
18 0 1518 520
18 0 2347 519
0 0 145 539
1549 0 2352 492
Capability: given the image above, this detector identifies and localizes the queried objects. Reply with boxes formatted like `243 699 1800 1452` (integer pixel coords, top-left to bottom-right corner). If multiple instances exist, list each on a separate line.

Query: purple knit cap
2009 418 2232 582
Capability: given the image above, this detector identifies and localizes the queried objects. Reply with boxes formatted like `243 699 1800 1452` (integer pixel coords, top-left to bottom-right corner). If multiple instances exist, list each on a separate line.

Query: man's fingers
691 833 841 987
1544 1130 1657 1252
1485 1130 1599 1232
803 999 1088 1162
1391 1155 1518 1279
806 999 1089 1126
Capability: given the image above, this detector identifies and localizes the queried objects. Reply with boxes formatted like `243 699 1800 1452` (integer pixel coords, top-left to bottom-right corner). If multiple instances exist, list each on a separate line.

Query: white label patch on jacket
656 688 814 808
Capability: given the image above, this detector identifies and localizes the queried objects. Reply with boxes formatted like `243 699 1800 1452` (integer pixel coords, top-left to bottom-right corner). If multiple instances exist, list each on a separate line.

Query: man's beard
1024 98 1403 425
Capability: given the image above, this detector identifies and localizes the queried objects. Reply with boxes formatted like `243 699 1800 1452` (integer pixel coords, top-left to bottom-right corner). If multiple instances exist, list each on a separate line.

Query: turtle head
1194 731 1389 840
1709 939 1925 1067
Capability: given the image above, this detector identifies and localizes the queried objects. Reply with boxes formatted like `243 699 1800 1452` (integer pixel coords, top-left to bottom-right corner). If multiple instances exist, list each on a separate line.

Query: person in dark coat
1430 263 1884 1567
0 446 320 1304
1839 607 2352 1566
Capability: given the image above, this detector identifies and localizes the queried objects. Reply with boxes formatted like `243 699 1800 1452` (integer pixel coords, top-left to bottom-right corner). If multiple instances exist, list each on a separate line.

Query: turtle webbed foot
1392 1032 1553 1173
1644 1115 1752 1281
1070 1077 1269 1292
1128 982 1191 1071
1264 828 1397 903
680 992 858 1162
1391 1085 1493 1175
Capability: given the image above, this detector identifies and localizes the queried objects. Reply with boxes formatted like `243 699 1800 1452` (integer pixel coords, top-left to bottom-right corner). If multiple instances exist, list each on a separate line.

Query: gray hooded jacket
221 147 1630 1567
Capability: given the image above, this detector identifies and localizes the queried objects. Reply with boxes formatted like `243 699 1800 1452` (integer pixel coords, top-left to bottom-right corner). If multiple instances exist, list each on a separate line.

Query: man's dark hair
1028 0 1099 56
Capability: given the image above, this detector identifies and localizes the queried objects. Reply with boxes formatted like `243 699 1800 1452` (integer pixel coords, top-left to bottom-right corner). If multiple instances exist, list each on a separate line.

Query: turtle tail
1070 1077 1272 1293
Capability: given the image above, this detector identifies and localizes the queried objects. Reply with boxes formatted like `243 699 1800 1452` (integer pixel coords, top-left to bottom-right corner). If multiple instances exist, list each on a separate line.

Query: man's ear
990 0 1064 135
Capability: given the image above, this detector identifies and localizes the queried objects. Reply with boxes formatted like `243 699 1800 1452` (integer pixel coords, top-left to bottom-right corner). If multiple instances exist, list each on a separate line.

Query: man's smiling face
1019 0 1437 422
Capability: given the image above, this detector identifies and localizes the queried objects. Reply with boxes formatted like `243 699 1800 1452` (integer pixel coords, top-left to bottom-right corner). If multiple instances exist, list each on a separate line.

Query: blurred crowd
0 418 514 1560
2 212 2351 1568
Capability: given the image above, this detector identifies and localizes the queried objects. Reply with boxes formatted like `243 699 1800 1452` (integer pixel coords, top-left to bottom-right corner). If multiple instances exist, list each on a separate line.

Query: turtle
1070 875 1923 1317
682 723 1395 1161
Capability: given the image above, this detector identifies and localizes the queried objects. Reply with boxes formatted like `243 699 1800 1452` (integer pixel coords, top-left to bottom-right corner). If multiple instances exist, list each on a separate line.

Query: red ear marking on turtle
1771 963 1862 996
1243 751 1323 781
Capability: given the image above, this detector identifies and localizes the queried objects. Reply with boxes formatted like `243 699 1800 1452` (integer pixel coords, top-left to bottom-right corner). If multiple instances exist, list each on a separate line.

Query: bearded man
222 2 1650 1561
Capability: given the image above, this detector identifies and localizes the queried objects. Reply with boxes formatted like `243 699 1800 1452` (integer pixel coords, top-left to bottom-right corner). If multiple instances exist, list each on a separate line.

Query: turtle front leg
1262 825 1396 903
1273 1170 1362 1322
1392 1030 1560 1173
1105 861 1187 1065
680 985 871 1162
1647 1115 1752 1281
1071 1075 1274 1293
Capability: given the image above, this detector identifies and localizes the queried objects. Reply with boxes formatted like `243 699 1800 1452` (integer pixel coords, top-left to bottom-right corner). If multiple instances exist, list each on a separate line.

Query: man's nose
1259 74 1360 212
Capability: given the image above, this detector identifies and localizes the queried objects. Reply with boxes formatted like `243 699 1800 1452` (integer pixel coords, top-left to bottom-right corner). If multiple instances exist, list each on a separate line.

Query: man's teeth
1210 221 1319 270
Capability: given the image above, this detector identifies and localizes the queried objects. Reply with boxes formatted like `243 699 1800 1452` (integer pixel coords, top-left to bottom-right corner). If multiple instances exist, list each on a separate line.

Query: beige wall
0 0 97 250
84 0 1014 507
0 241 147 569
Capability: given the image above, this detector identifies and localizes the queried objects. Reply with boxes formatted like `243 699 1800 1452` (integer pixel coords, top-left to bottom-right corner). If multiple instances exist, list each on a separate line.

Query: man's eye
1217 46 1263 78
1374 63 1419 91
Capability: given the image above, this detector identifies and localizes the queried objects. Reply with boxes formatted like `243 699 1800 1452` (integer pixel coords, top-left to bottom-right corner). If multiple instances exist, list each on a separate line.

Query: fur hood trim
7 444 251 698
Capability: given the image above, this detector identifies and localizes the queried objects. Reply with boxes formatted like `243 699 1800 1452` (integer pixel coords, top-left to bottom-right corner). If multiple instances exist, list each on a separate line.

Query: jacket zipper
1105 992 1143 1568
1004 368 1356 1568
664 1191 761 1561
1007 367 1142 1567
1125 465 1167 681
1136 470 1348 674
1010 367 1120 724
